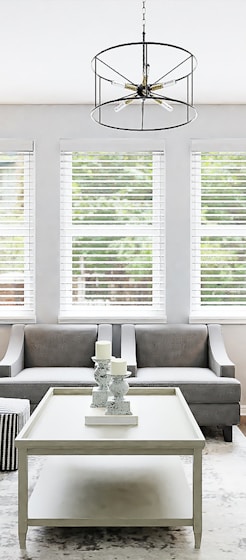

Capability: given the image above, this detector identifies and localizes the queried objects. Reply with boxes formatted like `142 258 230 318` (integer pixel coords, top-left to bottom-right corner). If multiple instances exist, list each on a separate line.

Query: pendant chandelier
91 0 197 131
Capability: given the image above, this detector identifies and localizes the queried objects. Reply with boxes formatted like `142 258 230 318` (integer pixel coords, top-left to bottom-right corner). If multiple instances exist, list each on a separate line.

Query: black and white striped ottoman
0 398 30 471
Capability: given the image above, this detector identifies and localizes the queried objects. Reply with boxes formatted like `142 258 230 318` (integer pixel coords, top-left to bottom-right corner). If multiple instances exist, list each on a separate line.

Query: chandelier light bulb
151 79 177 91
111 81 125 88
163 79 176 88
157 99 174 112
114 101 126 112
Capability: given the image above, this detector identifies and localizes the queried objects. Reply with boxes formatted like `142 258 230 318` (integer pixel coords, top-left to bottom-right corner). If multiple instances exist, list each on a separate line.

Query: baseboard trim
240 404 246 422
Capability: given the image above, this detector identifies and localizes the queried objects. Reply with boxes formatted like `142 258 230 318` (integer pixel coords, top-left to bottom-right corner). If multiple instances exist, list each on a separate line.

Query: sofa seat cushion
13 367 95 383
0 367 96 404
128 367 241 404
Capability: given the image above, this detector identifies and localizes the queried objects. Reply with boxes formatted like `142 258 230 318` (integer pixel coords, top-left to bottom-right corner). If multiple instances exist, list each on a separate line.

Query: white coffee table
15 387 205 549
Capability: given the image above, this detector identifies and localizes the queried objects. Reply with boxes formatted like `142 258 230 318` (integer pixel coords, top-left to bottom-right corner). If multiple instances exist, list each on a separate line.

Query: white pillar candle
95 340 111 359
111 358 127 376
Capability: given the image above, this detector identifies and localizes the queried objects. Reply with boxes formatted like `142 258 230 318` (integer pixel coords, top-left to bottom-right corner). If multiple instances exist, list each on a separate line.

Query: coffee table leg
18 449 28 549
193 449 202 549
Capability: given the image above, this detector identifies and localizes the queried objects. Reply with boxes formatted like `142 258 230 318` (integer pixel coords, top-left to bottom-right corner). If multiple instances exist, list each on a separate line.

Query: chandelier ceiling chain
142 0 146 32
91 0 198 131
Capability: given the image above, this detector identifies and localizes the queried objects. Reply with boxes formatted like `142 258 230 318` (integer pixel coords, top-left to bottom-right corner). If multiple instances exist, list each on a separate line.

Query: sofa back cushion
135 324 208 368
24 324 98 368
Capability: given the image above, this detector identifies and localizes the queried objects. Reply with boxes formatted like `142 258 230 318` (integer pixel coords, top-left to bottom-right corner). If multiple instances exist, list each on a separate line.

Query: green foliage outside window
70 152 156 306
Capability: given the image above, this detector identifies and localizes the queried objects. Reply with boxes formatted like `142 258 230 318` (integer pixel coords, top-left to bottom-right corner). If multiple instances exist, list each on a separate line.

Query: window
0 140 35 322
60 145 165 322
191 144 246 322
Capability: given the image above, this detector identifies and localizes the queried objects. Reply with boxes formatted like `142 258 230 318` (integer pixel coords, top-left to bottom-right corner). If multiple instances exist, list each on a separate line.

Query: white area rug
0 427 246 560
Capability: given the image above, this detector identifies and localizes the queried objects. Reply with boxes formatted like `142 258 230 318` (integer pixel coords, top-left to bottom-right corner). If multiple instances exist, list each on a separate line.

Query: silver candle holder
105 372 132 415
91 357 111 408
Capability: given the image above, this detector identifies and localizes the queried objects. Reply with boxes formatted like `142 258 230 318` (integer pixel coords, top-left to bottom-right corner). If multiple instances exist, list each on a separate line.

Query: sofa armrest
121 324 137 375
208 324 235 378
0 324 25 377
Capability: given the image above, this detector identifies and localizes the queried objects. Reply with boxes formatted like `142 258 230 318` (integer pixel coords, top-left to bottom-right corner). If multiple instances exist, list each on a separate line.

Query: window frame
0 138 35 323
190 139 246 324
59 139 166 323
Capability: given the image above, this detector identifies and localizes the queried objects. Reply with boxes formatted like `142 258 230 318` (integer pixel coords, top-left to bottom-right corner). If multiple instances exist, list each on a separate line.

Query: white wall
0 104 246 408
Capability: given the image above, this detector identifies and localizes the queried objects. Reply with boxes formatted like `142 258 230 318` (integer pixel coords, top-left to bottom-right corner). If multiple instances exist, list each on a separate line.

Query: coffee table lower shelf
28 455 193 530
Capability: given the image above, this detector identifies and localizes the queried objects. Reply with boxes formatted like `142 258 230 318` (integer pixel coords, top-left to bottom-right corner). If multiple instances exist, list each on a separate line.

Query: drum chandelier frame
91 0 197 132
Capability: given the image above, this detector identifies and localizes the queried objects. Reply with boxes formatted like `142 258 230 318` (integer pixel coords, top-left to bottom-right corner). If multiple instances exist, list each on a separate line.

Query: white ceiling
1 0 246 105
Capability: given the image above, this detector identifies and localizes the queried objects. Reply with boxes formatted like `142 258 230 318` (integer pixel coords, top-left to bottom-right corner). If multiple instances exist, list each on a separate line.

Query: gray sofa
0 323 111 410
0 322 241 441
121 323 241 441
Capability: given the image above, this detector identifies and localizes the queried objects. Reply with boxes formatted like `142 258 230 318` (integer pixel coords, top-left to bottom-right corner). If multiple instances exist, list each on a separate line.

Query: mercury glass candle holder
91 357 111 408
105 372 132 415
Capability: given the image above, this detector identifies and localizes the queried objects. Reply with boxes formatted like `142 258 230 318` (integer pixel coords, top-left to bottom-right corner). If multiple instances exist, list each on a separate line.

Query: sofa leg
223 426 232 442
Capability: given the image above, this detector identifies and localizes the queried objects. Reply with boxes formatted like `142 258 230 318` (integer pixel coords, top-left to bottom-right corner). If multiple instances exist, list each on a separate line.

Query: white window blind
60 150 165 322
191 149 246 322
0 142 35 322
